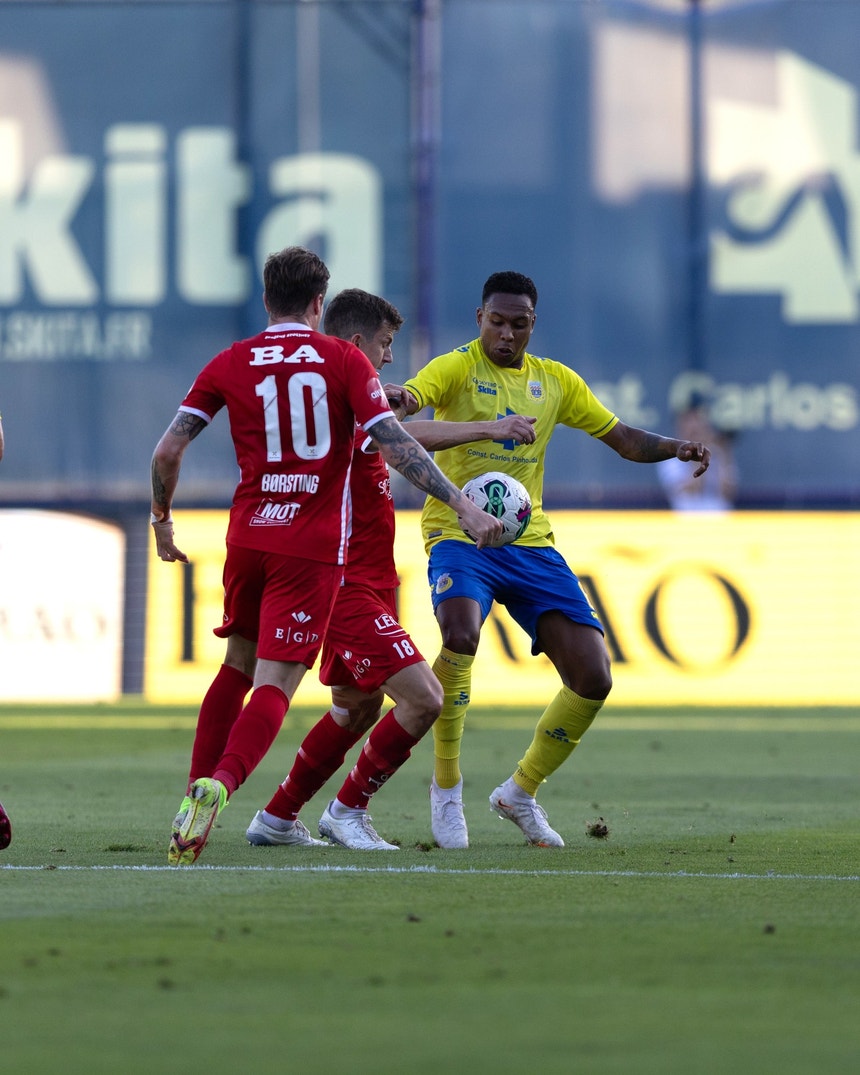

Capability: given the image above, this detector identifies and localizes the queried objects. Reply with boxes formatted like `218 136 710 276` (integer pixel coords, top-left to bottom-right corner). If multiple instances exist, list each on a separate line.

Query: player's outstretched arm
601 421 711 478
150 411 207 563
406 413 537 452
371 415 502 548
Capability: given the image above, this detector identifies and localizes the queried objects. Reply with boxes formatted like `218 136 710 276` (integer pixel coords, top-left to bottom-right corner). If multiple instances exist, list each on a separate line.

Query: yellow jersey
403 339 618 552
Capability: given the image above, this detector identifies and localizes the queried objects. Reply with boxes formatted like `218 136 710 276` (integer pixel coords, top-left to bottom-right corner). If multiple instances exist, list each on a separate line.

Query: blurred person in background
391 270 711 849
658 401 737 512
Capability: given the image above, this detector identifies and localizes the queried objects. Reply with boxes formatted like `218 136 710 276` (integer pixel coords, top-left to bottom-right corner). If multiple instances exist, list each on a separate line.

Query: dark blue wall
0 1 857 508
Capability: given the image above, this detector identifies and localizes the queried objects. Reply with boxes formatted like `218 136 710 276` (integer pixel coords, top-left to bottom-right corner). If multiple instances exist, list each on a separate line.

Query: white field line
1 863 858 881
1 715 860 732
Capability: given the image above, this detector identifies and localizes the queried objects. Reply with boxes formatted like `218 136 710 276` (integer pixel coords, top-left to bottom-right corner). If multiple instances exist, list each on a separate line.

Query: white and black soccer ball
458 471 532 545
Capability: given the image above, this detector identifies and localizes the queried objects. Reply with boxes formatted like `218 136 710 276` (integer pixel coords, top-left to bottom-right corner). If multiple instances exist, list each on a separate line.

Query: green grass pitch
1 703 858 1074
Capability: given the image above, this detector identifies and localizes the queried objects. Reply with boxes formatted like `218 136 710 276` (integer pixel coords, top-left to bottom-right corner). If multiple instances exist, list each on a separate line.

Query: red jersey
344 434 399 589
180 322 393 563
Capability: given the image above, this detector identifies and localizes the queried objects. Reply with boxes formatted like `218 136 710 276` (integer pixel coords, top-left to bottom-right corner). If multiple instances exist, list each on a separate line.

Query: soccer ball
458 471 532 545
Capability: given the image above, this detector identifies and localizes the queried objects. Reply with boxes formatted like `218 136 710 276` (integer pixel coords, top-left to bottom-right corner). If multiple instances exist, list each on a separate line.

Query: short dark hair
324 288 404 341
481 271 538 308
263 246 330 319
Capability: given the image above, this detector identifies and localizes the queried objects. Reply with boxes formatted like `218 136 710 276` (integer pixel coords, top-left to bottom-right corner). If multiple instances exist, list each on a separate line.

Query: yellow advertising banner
145 511 860 707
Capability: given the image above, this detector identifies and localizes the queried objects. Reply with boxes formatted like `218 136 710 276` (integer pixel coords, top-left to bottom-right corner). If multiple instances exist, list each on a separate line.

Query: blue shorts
427 539 603 655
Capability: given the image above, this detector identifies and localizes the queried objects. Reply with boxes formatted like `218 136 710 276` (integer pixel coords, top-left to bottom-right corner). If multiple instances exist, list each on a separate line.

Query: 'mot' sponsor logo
250 500 300 525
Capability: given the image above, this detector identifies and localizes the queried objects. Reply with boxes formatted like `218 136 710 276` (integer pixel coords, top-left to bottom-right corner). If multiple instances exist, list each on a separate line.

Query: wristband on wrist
150 512 170 525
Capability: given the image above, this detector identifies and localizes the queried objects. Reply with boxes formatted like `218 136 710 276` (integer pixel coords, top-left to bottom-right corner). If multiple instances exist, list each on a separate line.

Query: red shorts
214 544 343 666
319 583 425 692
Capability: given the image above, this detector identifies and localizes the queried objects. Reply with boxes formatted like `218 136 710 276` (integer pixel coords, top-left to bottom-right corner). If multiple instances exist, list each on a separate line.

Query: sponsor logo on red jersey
250 500 301 525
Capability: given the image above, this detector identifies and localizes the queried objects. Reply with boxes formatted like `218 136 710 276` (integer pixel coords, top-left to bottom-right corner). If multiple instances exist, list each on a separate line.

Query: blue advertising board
0 0 857 508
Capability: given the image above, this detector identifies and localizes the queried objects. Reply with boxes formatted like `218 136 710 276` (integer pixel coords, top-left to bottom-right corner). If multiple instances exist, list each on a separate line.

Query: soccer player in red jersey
245 289 537 849
150 248 501 865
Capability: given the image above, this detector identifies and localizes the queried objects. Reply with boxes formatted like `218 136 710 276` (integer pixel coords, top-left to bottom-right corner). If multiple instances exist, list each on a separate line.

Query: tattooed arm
370 415 502 549
150 411 208 563
600 420 711 478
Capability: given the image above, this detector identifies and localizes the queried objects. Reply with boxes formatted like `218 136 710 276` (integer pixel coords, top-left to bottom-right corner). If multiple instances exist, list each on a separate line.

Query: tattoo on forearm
373 420 458 503
151 462 169 509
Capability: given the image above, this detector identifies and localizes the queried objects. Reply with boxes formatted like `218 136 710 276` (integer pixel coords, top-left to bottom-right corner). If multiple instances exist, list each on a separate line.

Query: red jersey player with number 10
150 248 501 865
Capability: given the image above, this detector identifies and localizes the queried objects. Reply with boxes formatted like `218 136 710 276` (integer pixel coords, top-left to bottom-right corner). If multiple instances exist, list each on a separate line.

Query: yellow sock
513 687 604 796
431 648 475 788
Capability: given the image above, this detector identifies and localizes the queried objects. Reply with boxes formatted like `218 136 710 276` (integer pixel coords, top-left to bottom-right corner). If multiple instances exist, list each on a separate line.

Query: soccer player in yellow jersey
395 271 711 848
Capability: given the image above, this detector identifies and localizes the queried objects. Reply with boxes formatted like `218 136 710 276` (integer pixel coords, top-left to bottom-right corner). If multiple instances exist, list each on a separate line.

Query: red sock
335 710 419 810
187 664 253 786
212 684 289 796
265 713 362 820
